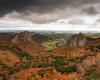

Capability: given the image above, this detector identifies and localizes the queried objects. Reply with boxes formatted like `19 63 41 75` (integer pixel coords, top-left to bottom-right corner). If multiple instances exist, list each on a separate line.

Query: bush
1 63 8 69
3 74 9 80
38 70 46 77
96 45 100 49
66 66 76 72
38 63 51 68
56 66 66 74
8 67 20 75
10 47 32 60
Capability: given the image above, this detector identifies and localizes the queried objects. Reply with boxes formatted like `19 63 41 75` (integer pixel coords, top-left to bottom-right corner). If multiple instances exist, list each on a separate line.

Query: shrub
96 45 100 49
10 47 32 60
8 67 20 75
3 74 9 80
38 70 46 77
66 66 76 72
38 63 51 68
1 63 8 69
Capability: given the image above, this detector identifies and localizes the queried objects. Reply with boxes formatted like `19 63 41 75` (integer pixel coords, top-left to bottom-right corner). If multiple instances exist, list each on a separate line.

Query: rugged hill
0 33 15 47
0 31 99 80
11 31 47 56
67 32 87 47
9 32 100 57
87 37 100 47
52 33 88 57
0 31 99 56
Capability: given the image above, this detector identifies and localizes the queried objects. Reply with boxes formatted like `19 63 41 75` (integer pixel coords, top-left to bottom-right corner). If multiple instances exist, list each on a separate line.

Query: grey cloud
68 19 85 25
0 0 100 23
6 11 61 24
82 6 99 15
0 0 99 12
95 17 100 23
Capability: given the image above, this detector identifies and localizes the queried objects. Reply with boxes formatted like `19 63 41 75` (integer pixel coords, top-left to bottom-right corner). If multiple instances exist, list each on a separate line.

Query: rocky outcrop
76 52 100 75
11 31 32 44
11 31 46 56
67 33 87 47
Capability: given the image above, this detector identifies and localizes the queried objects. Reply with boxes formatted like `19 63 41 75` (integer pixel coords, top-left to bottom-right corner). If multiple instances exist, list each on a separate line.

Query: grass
42 39 66 52
85 33 100 38
82 72 100 80
42 40 58 52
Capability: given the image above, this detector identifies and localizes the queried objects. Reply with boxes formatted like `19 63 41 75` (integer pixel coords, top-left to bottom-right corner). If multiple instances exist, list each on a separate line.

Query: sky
0 0 100 32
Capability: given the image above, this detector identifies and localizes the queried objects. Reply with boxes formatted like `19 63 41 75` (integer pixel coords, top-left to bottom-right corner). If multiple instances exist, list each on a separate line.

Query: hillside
0 31 99 80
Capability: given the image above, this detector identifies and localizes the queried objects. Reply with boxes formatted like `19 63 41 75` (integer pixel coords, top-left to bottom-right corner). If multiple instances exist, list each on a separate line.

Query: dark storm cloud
0 0 100 14
0 0 73 14
0 0 100 23
82 6 99 15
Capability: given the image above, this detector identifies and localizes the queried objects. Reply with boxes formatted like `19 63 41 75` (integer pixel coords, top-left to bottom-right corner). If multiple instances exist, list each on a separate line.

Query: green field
85 33 100 38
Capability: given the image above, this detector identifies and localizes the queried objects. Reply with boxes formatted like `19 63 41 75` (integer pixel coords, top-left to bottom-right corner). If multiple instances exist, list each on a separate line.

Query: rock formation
11 31 46 56
67 33 87 47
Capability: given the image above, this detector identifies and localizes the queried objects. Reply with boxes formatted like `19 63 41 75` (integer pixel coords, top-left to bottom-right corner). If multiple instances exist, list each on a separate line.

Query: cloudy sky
0 0 100 32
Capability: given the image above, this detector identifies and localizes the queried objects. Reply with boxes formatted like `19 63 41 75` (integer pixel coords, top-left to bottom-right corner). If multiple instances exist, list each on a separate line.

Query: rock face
11 31 32 44
11 31 46 56
67 33 87 47
53 33 88 57
76 52 100 75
